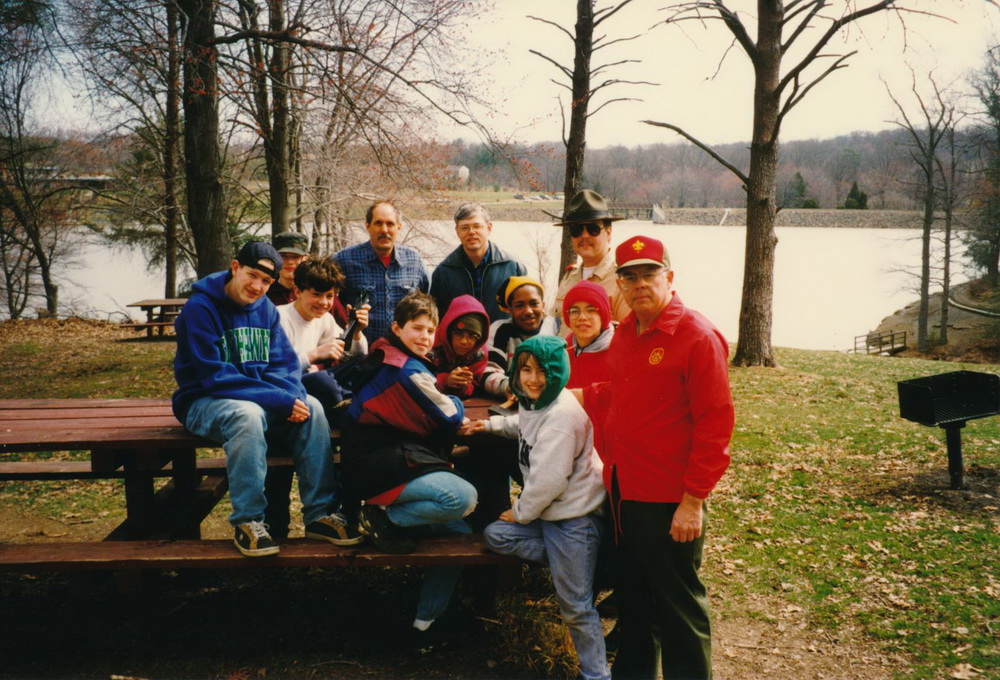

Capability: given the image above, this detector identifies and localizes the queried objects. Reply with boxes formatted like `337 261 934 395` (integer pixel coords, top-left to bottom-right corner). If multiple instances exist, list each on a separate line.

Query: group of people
171 190 735 680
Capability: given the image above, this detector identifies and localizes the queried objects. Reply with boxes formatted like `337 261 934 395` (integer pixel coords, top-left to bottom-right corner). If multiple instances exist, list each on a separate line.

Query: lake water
66 222 966 352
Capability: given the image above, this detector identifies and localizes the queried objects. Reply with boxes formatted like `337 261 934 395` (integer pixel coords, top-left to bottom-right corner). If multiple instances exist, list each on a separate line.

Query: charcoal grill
897 370 1000 489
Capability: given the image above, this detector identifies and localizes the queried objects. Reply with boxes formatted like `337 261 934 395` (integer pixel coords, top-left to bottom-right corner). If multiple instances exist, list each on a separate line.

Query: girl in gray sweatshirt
466 334 609 680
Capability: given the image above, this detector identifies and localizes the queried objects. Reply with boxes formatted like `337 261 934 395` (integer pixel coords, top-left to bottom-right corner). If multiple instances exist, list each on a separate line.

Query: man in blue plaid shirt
334 200 430 343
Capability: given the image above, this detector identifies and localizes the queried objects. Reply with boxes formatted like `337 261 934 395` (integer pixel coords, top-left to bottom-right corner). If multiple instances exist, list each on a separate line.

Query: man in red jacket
580 235 734 680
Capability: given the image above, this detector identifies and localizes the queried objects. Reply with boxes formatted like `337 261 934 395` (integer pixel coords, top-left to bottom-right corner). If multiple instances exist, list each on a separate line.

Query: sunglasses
568 222 605 238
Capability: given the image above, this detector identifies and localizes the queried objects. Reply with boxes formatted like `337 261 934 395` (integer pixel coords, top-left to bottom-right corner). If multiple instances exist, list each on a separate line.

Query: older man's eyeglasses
568 222 604 238
618 268 667 290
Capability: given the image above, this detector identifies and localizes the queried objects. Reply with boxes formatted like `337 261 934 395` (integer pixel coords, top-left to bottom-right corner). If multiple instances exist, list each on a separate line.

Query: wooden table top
0 397 501 454
127 298 187 309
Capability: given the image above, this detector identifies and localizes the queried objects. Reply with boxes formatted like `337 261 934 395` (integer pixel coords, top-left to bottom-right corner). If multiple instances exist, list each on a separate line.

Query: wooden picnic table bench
124 298 187 338
0 397 517 574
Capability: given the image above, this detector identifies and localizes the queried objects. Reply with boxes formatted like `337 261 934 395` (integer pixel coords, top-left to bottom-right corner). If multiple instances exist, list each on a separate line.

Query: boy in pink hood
429 294 491 399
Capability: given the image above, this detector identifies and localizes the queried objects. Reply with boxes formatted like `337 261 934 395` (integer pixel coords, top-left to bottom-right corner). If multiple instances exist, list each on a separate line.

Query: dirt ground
0 501 907 680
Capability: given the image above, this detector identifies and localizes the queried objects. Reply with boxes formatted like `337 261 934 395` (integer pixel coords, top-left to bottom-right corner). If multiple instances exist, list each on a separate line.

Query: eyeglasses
568 222 605 238
617 268 666 290
457 223 488 234
567 306 601 319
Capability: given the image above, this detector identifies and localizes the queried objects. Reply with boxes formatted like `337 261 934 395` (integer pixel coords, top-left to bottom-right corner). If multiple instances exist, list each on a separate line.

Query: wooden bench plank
0 457 296 481
0 535 519 570
0 406 183 420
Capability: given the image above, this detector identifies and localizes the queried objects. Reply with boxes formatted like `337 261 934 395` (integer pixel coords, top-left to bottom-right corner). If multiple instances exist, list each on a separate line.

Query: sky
453 0 1000 149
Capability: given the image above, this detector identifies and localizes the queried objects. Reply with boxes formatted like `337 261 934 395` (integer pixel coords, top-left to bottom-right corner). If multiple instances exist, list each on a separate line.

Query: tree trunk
267 0 291 236
732 0 780 367
179 0 230 277
918 177 934 352
559 0 594 274
163 0 180 297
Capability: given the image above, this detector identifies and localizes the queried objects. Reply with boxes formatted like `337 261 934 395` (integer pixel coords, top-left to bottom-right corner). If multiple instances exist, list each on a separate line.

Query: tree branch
642 119 749 186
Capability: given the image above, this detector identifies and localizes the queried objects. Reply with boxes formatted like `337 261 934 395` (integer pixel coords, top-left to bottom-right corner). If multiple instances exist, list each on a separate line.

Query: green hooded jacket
509 334 570 410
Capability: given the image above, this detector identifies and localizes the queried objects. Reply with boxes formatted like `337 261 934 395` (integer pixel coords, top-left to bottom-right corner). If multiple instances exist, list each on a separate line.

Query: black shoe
358 505 415 554
305 513 363 546
234 521 280 557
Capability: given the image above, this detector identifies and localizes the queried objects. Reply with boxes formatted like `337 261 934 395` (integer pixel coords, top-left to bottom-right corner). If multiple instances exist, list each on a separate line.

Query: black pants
612 495 712 680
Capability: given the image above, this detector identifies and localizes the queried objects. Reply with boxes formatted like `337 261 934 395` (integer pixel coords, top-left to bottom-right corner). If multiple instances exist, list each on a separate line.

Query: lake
66 222 966 352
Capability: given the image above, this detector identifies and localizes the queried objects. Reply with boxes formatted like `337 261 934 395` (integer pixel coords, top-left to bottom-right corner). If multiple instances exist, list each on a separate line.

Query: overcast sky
453 0 1000 149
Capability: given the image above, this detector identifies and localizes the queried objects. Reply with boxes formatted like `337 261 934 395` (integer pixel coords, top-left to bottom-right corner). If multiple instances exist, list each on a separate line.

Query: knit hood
509 334 569 410
433 294 490 362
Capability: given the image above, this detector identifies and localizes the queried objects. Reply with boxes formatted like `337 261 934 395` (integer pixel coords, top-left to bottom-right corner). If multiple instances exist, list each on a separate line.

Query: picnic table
124 298 186 338
0 397 518 574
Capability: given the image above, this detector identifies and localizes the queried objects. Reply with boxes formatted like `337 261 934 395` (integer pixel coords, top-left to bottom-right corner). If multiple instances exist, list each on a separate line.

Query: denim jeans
184 394 340 527
386 471 478 622
485 514 610 680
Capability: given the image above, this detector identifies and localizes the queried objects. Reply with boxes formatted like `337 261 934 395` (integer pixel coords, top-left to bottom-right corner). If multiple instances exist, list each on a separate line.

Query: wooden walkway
854 330 907 355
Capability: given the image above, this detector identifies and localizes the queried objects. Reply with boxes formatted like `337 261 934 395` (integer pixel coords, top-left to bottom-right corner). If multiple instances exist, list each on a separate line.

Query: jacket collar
363 241 397 263
620 292 686 337
441 241 503 267
571 248 616 278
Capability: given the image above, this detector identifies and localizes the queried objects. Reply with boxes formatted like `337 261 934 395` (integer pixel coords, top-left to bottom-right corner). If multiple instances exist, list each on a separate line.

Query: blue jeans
485 514 610 680
387 472 478 622
184 395 340 527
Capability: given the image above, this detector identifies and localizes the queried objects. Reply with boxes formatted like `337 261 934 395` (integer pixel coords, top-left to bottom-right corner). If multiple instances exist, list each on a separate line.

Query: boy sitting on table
276 258 370 419
339 291 478 653
172 241 361 557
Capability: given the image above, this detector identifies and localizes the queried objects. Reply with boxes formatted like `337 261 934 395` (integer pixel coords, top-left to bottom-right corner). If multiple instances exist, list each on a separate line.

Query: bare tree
530 0 653 272
886 71 954 352
645 1 934 367
66 0 186 295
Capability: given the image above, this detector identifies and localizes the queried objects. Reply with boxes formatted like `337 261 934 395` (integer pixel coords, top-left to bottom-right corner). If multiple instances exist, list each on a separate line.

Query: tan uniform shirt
551 249 629 328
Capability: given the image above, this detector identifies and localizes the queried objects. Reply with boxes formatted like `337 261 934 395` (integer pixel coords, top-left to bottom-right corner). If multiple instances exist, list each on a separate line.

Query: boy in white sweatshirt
463 334 609 680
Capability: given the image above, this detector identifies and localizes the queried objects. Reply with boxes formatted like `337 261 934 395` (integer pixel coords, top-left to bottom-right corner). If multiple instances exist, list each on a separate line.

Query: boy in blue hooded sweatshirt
173 241 361 557
464 334 610 680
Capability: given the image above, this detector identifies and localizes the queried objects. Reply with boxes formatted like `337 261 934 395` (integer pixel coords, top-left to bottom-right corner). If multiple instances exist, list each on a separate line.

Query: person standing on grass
172 241 362 557
466 335 610 680
430 202 526 323
334 200 429 344
577 235 734 679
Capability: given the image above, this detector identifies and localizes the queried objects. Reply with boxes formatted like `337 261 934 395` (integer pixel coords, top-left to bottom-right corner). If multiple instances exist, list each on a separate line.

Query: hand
669 493 703 543
499 509 516 523
459 419 487 436
353 304 370 333
446 366 474 390
288 398 311 423
310 338 345 364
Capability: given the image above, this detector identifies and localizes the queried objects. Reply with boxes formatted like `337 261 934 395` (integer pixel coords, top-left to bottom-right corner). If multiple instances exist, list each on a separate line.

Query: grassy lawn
1 319 997 678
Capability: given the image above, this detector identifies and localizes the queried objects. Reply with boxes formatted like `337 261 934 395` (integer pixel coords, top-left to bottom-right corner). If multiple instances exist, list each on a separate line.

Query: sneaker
305 512 364 546
358 505 415 554
234 521 280 557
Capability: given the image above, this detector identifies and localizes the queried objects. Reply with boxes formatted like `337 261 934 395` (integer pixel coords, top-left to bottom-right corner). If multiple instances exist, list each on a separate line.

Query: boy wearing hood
429 294 490 399
173 242 361 557
464 335 609 680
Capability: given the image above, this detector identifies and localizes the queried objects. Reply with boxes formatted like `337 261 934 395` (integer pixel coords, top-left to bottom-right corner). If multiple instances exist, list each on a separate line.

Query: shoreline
425 205 926 229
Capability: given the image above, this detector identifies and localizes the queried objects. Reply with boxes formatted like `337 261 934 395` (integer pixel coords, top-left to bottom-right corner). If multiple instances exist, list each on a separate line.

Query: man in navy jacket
430 203 526 324
173 241 361 557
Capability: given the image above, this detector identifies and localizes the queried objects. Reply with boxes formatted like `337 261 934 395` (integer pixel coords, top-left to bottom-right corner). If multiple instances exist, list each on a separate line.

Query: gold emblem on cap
649 348 664 365
632 239 646 253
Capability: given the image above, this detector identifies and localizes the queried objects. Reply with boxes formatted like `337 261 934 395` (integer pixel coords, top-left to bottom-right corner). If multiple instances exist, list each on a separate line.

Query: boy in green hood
463 334 610 680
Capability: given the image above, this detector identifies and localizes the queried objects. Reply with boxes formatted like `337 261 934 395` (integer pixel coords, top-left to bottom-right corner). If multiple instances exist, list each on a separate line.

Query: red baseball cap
615 235 671 272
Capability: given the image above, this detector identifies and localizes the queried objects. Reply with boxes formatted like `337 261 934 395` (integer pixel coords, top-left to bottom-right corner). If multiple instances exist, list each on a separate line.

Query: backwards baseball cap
236 241 283 279
615 235 671 272
273 230 309 256
496 275 545 311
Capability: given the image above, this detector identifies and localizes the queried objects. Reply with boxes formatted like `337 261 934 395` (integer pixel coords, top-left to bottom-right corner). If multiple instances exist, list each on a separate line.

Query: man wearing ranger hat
551 189 630 329
577 235 734 679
